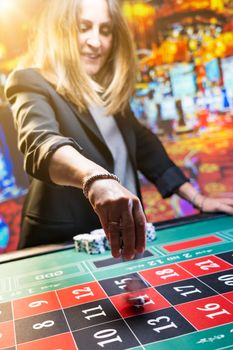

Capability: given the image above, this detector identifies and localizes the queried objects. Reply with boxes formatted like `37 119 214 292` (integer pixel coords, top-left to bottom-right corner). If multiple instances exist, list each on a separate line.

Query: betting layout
0 216 233 350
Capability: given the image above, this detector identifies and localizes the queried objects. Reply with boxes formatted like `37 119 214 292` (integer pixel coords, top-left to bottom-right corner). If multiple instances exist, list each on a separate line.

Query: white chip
146 222 157 241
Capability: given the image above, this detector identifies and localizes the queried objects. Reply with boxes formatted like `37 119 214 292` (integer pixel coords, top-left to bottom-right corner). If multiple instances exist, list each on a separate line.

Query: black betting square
64 298 120 331
199 268 233 294
126 307 196 344
217 251 233 265
94 250 153 268
0 302 12 323
73 319 139 350
14 310 69 344
155 277 217 305
99 273 148 296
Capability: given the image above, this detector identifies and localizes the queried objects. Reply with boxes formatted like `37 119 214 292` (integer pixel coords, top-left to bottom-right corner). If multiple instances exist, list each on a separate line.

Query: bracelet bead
200 196 207 212
191 192 200 208
191 192 206 211
83 173 120 198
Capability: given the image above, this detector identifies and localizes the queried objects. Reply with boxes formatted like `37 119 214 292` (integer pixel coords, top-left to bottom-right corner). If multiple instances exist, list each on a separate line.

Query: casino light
0 0 15 13
122 2 155 19
0 43 6 59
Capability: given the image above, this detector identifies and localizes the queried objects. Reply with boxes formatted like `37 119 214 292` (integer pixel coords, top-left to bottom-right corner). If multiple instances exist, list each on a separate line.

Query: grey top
89 105 137 195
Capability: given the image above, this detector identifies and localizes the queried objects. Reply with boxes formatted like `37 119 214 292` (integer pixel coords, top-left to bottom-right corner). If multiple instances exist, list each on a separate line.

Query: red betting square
139 264 192 286
18 332 77 350
13 291 61 319
110 287 171 318
178 255 232 277
57 281 107 308
163 235 223 252
223 291 233 303
175 295 233 330
0 321 15 349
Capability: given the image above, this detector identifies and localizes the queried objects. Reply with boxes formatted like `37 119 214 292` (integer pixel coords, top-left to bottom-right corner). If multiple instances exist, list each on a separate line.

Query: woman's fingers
93 206 110 239
133 200 146 253
108 198 146 260
94 205 122 257
217 198 233 215
121 199 136 260
88 179 146 259
203 197 233 215
218 198 233 205
217 202 233 215
95 198 146 260
108 221 122 258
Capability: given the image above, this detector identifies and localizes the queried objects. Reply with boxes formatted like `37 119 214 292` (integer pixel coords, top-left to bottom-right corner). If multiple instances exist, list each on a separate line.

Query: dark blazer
5 68 188 247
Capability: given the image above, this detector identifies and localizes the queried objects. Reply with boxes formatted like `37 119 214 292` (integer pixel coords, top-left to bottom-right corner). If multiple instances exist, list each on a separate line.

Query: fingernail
138 247 145 253
129 254 135 260
112 251 121 258
122 254 135 261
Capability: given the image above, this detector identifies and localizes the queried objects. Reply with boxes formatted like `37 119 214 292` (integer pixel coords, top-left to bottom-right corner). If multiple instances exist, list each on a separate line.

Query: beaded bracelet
191 192 207 211
200 196 207 212
191 192 200 208
83 173 120 198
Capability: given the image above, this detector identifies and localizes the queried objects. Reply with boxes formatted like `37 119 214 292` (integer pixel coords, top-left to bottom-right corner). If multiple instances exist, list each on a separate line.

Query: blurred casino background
0 0 232 252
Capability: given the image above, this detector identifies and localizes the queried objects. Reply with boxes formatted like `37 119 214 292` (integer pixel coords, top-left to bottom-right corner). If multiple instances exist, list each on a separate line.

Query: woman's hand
177 182 233 215
48 146 146 259
199 196 233 215
87 179 146 260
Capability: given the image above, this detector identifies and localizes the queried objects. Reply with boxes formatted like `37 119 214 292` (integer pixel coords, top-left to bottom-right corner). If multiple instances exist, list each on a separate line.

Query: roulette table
0 213 233 350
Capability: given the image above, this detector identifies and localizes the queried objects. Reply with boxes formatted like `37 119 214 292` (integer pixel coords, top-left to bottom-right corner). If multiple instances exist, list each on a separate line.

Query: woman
5 0 233 259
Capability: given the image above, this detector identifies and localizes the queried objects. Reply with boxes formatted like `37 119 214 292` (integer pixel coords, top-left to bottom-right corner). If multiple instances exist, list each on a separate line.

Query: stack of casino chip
90 228 111 251
146 222 157 242
73 234 89 252
73 233 105 254
91 224 156 245
73 222 157 255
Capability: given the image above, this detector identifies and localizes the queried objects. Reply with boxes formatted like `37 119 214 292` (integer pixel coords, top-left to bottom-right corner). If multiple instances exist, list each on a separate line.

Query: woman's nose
86 30 101 48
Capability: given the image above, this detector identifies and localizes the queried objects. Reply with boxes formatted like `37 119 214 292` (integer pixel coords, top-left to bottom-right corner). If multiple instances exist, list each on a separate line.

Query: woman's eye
101 26 112 36
79 22 112 36
79 24 89 33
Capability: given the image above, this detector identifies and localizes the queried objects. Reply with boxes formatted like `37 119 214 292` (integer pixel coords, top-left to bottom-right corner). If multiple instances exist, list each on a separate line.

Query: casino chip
73 233 106 254
146 222 157 242
127 294 150 308
90 228 111 250
73 222 156 255
125 278 151 308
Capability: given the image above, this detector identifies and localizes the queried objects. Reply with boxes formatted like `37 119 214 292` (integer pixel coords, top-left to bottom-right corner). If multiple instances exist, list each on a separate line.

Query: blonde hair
21 0 136 114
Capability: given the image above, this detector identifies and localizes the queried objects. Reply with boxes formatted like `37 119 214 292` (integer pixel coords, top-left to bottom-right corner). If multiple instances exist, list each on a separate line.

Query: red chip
127 294 150 308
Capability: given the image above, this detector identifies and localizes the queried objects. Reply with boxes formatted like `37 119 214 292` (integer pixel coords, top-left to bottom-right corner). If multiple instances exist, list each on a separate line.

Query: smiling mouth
83 54 100 59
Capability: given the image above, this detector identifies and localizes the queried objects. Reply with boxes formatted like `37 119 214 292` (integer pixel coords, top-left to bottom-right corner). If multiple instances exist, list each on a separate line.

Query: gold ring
109 221 119 225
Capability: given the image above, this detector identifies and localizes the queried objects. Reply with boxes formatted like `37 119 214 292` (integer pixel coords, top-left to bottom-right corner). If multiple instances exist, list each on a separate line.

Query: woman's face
79 0 113 77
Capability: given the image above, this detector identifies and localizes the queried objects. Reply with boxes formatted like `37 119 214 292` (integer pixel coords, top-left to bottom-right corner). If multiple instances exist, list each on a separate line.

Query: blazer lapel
67 102 136 168
68 102 105 143
67 102 114 164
